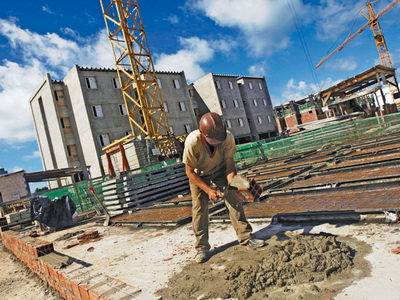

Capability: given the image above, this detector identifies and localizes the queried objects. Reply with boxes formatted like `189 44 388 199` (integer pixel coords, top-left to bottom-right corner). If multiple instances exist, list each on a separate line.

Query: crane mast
316 0 399 69
362 2 392 67
100 0 178 158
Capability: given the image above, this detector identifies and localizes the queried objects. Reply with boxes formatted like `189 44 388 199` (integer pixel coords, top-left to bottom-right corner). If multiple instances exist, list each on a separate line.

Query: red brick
70 280 82 298
88 288 101 300
79 284 91 300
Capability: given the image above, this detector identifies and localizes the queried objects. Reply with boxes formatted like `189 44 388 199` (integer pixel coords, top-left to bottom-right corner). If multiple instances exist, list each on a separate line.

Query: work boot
246 238 265 248
194 251 209 263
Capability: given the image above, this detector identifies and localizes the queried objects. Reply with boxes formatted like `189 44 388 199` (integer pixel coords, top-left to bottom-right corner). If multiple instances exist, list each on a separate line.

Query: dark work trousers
189 168 253 252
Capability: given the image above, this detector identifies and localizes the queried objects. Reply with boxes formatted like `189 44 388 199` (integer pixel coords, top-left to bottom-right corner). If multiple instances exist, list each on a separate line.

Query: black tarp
30 195 76 230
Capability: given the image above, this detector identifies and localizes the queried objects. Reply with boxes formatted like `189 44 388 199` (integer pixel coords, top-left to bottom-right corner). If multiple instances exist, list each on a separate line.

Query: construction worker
183 112 265 263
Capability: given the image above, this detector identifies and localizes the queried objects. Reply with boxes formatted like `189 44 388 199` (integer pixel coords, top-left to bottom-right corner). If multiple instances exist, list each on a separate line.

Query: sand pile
159 234 354 300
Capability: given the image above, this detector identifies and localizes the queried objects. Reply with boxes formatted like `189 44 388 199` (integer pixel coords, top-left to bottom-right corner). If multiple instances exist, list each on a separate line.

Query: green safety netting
39 159 178 213
234 112 400 167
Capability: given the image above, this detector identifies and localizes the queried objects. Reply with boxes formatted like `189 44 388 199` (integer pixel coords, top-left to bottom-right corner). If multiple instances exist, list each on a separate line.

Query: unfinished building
274 65 400 133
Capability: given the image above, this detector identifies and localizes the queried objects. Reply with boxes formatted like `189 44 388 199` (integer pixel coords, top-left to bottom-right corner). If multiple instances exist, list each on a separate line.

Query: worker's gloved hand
208 188 222 202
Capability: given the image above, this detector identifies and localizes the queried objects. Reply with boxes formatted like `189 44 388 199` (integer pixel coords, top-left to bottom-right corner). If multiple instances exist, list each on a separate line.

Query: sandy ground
1 216 400 300
0 245 61 300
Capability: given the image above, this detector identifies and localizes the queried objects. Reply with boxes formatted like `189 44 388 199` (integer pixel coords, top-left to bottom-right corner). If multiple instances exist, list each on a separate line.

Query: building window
85 77 97 89
99 134 110 147
215 80 221 89
267 115 272 122
112 78 121 89
257 116 262 124
92 105 104 118
157 78 162 89
163 102 169 113
173 79 180 89
258 82 263 90
184 124 192 134
189 89 195 97
169 126 174 134
60 118 65 128
233 99 239 108
119 104 128 115
54 91 59 101
248 81 253 90
66 145 72 156
253 99 258 106
226 119 232 129
263 98 267 106
238 118 244 127
220 99 227 108
179 101 187 111
228 81 234 89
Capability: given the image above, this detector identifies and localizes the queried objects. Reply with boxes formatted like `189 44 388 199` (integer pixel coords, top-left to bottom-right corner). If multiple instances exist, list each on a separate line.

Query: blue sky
0 0 399 188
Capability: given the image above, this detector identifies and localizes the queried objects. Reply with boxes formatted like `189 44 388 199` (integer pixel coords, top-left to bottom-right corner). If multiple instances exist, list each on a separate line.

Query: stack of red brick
1 230 140 299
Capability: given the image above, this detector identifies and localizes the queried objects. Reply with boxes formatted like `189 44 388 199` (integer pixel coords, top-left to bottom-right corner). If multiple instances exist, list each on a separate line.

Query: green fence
234 112 400 167
40 178 105 213
39 159 179 213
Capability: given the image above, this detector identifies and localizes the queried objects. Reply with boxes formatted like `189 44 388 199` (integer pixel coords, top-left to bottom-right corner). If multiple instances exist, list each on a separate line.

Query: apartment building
157 71 197 136
193 73 277 143
30 66 196 188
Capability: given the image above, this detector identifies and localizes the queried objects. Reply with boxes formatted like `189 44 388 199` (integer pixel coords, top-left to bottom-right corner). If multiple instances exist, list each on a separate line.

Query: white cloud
41 5 54 14
281 77 340 102
0 59 46 141
60 27 83 41
23 151 40 160
325 56 358 72
248 61 268 77
314 1 363 42
192 0 307 56
165 14 180 24
155 36 235 82
0 18 114 143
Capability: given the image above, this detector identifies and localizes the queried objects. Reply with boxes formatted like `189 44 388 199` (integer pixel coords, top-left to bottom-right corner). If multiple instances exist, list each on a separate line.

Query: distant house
0 170 30 203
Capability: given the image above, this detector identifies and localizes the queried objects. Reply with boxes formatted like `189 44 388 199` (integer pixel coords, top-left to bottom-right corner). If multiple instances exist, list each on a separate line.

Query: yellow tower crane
99 0 179 161
316 0 400 69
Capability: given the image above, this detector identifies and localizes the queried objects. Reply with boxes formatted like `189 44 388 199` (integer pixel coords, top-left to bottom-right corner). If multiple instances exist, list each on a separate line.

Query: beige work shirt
183 129 236 176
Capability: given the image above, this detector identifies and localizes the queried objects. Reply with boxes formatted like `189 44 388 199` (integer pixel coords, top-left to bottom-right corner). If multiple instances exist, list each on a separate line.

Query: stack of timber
101 163 190 216
5 209 31 224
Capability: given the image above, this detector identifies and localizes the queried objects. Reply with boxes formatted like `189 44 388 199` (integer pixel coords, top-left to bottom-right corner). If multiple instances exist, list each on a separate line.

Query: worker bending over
183 112 265 263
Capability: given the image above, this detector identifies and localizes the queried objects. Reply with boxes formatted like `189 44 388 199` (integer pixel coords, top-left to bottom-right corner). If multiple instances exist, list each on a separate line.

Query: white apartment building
29 66 277 188
29 66 196 188
193 73 277 143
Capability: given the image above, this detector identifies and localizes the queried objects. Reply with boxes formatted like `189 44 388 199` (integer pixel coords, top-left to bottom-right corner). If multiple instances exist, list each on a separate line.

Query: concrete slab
31 214 400 300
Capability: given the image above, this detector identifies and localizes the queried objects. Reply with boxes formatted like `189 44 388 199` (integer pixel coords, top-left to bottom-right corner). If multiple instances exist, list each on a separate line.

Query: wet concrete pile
159 234 354 300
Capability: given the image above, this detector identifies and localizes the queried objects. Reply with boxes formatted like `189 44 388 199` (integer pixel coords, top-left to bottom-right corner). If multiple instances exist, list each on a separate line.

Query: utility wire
287 0 321 92
323 2 364 58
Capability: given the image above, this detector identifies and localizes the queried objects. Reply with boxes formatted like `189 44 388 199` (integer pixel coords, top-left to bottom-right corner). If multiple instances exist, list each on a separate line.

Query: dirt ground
0 245 61 300
1 216 400 300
